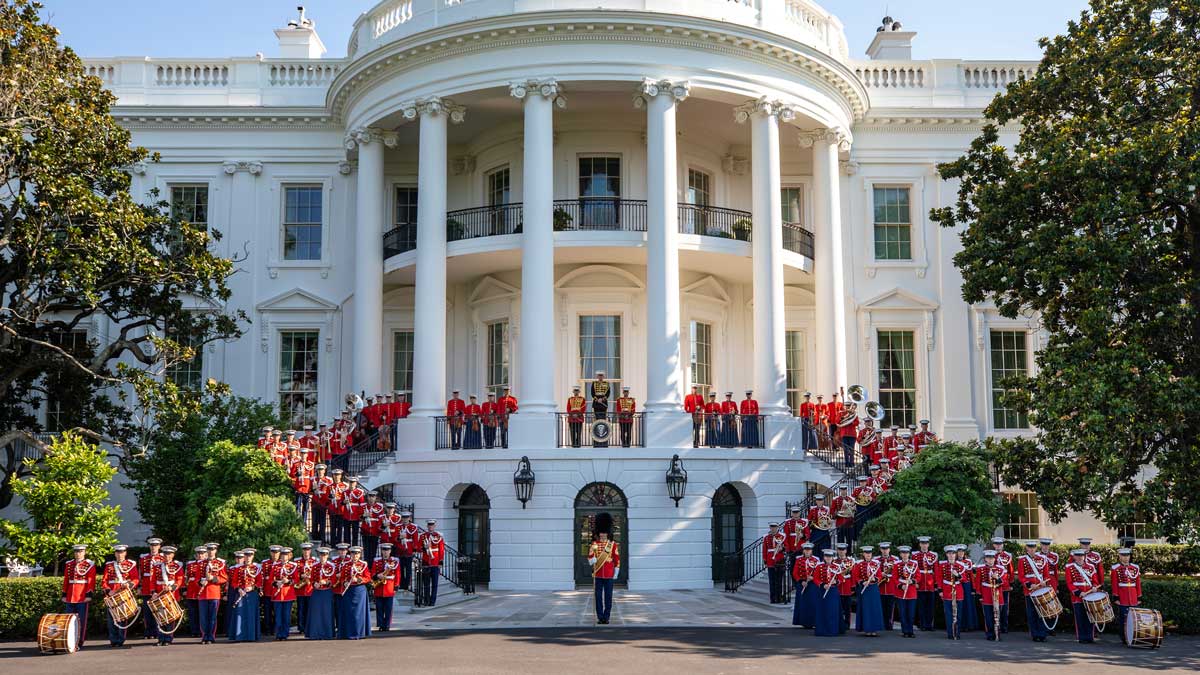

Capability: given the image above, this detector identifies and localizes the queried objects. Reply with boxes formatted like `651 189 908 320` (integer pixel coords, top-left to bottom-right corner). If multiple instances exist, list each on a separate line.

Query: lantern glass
513 456 535 508
665 454 687 506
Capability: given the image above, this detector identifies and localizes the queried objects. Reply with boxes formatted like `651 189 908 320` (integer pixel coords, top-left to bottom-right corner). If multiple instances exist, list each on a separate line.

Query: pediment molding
256 287 338 313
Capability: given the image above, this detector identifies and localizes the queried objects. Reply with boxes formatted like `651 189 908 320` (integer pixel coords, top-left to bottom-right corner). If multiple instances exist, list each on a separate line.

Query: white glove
613 568 620 577
588 557 596 565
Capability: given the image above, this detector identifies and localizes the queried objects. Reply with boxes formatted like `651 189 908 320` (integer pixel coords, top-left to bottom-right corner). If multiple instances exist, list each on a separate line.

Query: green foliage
552 207 574 230
1001 541 1200 577
124 392 285 544
876 442 1003 542
0 433 119 573
198 492 306 555
930 1 1200 540
0 0 243 454
1144 576 1200 635
857 506 971 552
0 577 113 639
179 440 294 548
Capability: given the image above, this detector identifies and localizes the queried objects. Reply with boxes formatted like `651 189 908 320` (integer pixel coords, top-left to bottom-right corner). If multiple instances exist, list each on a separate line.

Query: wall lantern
665 454 688 507
513 456 535 509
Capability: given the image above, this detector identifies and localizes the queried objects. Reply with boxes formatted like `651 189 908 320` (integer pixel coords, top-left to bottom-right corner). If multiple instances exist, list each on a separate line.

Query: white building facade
69 1 1128 588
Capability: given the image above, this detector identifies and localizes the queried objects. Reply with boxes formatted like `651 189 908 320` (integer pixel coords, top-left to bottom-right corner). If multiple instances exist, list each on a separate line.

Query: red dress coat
791 555 820 583
914 550 939 592
935 560 969 600
892 559 920 600
62 559 97 602
589 540 620 580
975 563 1009 605
1110 563 1142 606
834 558 856 596
273 560 300 602
102 559 139 594
782 516 809 554
763 532 787 568
371 557 400 598
418 532 446 567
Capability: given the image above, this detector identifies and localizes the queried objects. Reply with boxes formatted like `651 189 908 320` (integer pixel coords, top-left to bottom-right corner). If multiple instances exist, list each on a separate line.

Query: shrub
878 442 1002 542
1000 542 1200 576
1143 576 1200 635
0 577 107 639
196 492 306 555
857 506 971 551
180 440 294 546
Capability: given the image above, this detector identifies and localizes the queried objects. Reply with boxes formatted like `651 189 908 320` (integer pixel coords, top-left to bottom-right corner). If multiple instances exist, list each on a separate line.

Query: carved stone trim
222 161 263 176
451 155 476 176
722 154 749 176
401 97 467 124
733 97 796 124
338 160 355 175
344 127 399 151
632 78 691 108
796 127 851 152
509 78 567 108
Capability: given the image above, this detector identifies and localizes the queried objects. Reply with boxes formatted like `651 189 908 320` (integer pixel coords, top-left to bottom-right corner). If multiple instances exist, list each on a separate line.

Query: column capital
796 127 852 152
509 79 567 108
344 127 399 151
221 160 263 176
733 97 796 124
401 96 467 124
633 78 690 108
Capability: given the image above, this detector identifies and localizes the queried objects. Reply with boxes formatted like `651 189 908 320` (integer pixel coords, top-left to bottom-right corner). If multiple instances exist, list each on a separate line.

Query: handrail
412 525 476 598
554 412 644 448
447 203 523 241
783 222 815 258
678 204 753 241
552 197 646 231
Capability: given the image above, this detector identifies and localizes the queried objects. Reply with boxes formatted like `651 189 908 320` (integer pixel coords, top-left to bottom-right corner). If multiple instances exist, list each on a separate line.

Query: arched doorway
457 484 490 584
711 483 744 581
574 482 628 586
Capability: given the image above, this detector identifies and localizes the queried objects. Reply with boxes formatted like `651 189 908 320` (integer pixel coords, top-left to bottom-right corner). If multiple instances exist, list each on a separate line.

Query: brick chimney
866 16 916 60
275 5 327 59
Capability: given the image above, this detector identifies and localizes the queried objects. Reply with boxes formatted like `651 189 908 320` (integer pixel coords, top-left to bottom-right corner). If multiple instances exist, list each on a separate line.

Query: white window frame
575 154 624 199
862 176 929 278
270 175 334 275
277 328 322 428
874 327 921 429
973 306 1042 438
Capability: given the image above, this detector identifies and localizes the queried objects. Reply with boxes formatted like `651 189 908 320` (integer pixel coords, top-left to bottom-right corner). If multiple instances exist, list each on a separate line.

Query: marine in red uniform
1111 548 1142 644
138 537 165 640
719 392 738 447
184 546 206 638
152 546 186 645
798 391 817 450
272 548 299 640
261 545 282 633
616 387 637 447
806 493 832 543
102 544 139 647
703 392 721 448
446 390 466 449
566 387 587 448
311 464 332 543
763 522 788 605
935 546 969 639
831 485 854 536
913 419 937 452
1078 538 1104 585
392 392 412 420
497 387 518 449
834 543 856 631
684 385 705 447
417 519 446 606
1065 549 1100 643
371 543 400 631
193 546 227 644
481 392 499 449
739 390 760 447
462 394 483 449
62 544 96 645
395 510 419 591
588 517 621 624
976 550 1009 641
1038 537 1061 592
858 418 880 466
893 546 920 637
317 423 332 463
989 536 1015 634
877 542 899 631
782 505 810 574
914 535 939 631
360 490 386 561
295 543 317 635
1017 540 1053 641
791 542 821 628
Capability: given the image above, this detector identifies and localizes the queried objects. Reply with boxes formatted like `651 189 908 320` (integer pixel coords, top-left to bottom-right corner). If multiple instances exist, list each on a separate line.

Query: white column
347 128 393 396
637 79 689 414
806 129 850 391
737 98 793 415
510 80 565 415
407 98 465 417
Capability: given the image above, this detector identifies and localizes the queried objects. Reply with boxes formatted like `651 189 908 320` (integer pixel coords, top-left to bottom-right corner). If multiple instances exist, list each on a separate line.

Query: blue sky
41 0 1089 60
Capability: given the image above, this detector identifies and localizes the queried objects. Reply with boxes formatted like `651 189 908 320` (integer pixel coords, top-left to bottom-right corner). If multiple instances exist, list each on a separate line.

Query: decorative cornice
328 18 869 123
632 78 690 108
222 161 263 176
111 108 334 130
840 160 859 176
344 127 399 151
733 97 796 124
401 97 467 123
509 78 567 108
452 154 476 176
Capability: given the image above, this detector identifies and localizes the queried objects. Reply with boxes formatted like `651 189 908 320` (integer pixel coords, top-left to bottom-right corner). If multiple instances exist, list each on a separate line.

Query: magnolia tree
933 0 1200 540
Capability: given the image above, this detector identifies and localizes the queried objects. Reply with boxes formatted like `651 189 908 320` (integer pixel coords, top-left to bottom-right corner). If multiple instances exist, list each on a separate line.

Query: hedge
0 577 107 640
1000 543 1200 576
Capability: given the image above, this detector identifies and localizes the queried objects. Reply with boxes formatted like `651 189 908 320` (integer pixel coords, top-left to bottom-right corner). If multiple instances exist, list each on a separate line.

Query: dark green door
574 482 628 586
712 483 743 581
457 485 490 584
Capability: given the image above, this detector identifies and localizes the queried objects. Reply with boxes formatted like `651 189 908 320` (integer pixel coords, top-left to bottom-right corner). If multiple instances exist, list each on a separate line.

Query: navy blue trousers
186 598 200 637
1071 602 1095 643
198 599 219 642
897 597 916 635
594 577 614 622
297 595 309 634
942 599 963 638
375 595 393 630
274 600 292 639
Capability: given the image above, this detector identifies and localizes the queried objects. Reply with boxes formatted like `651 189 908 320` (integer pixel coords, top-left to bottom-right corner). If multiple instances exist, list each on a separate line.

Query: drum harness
1023 553 1059 631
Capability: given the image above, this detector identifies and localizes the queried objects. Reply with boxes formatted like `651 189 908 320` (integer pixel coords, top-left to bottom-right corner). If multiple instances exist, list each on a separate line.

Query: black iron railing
411 527 476 607
554 412 644 448
720 536 791 603
383 222 417 257
447 203 524 241
678 204 753 240
806 437 864 476
783 222 815 258
687 414 766 448
435 416 511 450
552 198 647 231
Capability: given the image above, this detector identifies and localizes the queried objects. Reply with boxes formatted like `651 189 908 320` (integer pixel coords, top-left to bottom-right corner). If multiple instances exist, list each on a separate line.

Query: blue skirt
338 585 371 639
229 590 260 642
464 425 481 449
857 584 884 633
741 418 759 447
793 581 819 627
814 585 842 637
961 581 978 630
305 589 334 640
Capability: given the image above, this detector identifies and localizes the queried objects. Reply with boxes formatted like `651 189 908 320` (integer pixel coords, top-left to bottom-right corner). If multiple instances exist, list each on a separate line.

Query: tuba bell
859 400 886 423
846 385 869 406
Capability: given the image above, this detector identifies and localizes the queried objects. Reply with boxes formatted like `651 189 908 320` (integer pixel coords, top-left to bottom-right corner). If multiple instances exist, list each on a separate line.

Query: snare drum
1083 591 1115 626
37 613 79 654
1125 607 1164 649
148 591 184 633
1029 587 1063 620
103 586 140 626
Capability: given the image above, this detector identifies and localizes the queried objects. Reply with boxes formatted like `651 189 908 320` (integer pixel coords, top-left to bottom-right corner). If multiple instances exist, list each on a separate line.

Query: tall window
579 315 622 398
44 330 90 432
873 186 912 260
877 330 916 428
781 187 803 224
165 332 204 390
395 186 418 225
1114 507 1154 542
578 156 620 227
785 331 806 414
1004 492 1041 540
487 167 511 206
689 321 713 398
169 185 209 255
283 186 323 261
279 330 319 427
392 331 414 395
486 321 509 398
687 169 711 206
990 330 1030 430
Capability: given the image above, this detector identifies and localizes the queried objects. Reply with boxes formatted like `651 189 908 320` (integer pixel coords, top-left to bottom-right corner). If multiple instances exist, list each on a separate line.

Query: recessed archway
573 482 628 586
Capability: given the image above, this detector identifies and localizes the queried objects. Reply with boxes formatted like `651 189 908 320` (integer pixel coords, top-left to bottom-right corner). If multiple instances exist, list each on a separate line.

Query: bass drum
37 613 79 654
1125 607 1164 649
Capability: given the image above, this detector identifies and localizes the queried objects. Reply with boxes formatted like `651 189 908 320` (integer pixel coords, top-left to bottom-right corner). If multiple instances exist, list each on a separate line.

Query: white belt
1118 583 1136 587
69 580 88 584
1071 582 1089 586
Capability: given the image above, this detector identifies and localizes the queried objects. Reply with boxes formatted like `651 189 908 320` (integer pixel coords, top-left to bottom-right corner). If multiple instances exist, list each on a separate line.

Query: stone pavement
392 585 794 629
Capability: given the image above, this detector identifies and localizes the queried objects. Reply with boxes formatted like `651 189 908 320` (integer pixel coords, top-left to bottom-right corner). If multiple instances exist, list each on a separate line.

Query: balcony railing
555 412 645 448
687 414 765 448
783 222 815 258
678 204 753 241
382 204 816 261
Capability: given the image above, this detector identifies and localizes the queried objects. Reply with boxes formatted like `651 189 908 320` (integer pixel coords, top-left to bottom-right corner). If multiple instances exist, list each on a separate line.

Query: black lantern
665 454 687 507
513 456 535 509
